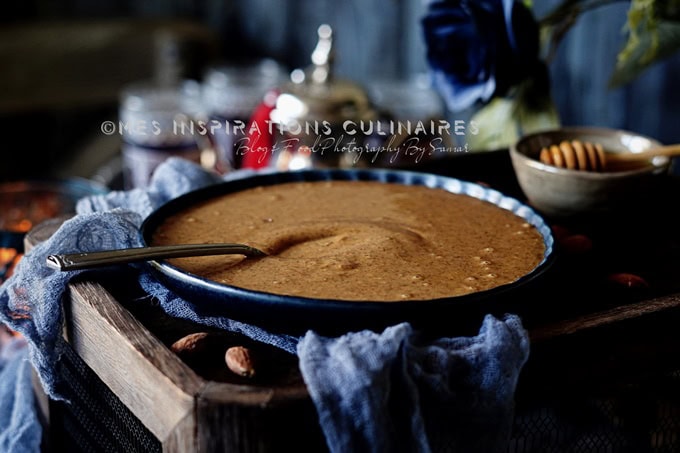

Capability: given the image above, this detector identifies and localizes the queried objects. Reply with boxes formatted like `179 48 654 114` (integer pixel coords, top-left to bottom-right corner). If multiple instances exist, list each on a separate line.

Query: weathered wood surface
65 280 201 446
65 278 327 452
530 293 680 342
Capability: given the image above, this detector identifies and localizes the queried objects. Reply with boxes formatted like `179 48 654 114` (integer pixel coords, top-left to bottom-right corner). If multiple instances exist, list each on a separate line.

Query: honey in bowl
151 180 546 302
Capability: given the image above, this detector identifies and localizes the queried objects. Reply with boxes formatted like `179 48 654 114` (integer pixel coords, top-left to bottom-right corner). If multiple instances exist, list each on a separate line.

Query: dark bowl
140 169 554 334
0 178 108 251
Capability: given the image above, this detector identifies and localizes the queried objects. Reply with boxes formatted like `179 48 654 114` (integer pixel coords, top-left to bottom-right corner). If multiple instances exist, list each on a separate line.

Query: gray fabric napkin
0 157 530 452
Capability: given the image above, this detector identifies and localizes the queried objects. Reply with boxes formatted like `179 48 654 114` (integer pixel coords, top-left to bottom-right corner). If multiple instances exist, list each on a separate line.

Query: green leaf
466 97 560 151
611 18 680 86
467 98 520 151
517 99 561 136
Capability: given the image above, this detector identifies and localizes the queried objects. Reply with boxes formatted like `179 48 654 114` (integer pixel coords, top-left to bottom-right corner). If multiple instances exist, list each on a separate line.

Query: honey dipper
538 140 680 172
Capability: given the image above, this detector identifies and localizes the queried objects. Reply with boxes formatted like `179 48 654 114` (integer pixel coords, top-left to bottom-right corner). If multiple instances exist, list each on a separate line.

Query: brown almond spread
152 180 545 301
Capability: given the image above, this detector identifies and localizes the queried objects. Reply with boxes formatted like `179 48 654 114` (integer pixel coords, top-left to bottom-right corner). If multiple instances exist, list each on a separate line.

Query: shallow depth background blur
1 0 679 182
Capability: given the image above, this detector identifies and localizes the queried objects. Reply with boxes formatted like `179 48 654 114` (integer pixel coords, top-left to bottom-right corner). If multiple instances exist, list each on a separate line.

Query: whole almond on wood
225 346 256 378
171 332 210 356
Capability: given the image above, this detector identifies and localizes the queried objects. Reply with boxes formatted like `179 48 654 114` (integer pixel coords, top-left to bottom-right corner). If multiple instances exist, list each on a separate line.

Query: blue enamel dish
140 169 555 334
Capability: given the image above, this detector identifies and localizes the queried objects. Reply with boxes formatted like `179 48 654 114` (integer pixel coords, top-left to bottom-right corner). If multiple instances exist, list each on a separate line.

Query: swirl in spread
152 181 545 301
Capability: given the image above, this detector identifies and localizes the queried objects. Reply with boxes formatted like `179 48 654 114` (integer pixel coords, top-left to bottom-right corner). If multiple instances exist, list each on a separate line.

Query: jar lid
270 25 377 126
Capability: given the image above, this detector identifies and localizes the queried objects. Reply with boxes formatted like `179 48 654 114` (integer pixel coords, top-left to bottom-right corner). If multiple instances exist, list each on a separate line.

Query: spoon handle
46 243 266 271
612 144 680 161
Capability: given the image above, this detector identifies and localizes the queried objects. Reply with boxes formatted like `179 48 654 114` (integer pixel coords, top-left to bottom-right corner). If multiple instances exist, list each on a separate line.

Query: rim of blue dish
140 168 555 315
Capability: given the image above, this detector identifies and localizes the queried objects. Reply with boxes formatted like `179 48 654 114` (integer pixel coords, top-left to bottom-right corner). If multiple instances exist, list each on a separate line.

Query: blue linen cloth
0 157 530 452
299 316 529 453
0 336 41 453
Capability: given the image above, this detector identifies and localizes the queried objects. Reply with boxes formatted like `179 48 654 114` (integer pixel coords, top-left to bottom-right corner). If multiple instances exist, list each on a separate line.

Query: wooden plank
65 280 203 446
31 369 53 452
196 383 325 452
198 380 308 407
529 292 680 342
162 410 198 453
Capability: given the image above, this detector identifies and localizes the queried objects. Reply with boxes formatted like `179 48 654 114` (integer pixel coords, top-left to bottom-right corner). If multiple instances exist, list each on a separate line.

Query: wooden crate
28 219 325 452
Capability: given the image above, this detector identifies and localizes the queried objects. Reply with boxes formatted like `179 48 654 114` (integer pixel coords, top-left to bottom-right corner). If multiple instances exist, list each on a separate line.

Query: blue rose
422 0 540 112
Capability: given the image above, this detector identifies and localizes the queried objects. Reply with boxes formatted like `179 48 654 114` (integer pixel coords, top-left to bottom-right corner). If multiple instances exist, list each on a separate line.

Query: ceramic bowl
509 127 670 218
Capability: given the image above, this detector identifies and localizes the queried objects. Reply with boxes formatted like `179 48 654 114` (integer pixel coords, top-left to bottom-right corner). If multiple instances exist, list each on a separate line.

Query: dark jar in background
367 76 448 167
201 60 285 173
119 80 204 189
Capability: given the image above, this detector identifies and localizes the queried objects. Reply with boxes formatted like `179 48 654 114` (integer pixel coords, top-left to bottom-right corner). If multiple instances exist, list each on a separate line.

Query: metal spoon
46 243 267 271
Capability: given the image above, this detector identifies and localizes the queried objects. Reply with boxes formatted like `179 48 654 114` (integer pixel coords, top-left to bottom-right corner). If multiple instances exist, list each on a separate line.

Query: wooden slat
196 383 325 452
65 280 203 446
198 380 308 406
162 411 197 453
529 292 680 342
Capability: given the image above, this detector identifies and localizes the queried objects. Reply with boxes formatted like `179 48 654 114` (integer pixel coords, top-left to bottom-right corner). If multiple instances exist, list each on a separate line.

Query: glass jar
119 80 204 189
201 59 285 172
367 76 449 166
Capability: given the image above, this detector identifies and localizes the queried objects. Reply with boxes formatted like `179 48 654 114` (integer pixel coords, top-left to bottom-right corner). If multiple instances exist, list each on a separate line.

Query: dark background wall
1 0 679 181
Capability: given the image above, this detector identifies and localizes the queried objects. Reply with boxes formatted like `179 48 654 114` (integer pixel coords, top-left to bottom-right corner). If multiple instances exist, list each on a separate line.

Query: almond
170 332 210 356
225 346 256 378
550 224 571 241
607 273 649 289
559 234 593 255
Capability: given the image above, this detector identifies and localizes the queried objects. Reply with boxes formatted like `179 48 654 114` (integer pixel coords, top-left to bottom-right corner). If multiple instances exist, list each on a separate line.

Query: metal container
268 25 385 170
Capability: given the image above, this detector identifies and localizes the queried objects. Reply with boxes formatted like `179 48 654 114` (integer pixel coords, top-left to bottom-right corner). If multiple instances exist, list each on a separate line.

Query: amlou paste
152 181 545 301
